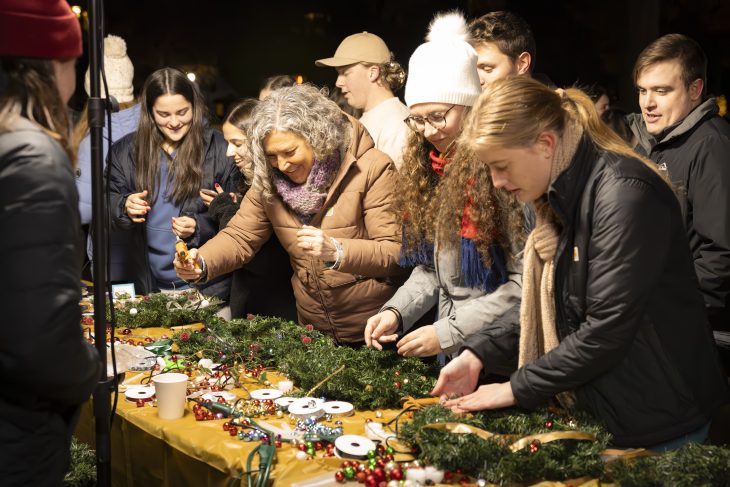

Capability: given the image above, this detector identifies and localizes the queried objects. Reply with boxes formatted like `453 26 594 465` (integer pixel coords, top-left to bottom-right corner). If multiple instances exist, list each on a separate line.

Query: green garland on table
63 438 96 487
399 405 609 484
399 405 730 486
98 290 221 329
172 316 439 410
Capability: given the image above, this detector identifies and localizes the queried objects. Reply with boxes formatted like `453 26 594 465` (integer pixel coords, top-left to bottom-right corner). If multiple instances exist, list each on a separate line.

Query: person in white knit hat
364 11 524 362
73 34 141 282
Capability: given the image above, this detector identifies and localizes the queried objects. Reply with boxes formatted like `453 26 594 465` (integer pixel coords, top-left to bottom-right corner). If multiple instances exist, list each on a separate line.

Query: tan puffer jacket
199 117 403 343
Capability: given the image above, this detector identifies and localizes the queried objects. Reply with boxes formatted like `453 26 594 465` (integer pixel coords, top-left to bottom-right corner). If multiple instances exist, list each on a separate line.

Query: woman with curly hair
364 11 525 361
434 77 730 450
176 84 403 344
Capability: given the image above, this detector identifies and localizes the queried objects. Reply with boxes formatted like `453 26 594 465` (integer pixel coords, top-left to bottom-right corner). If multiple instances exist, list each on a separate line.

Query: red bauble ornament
544 420 554 429
393 381 401 389
228 427 238 436
373 467 385 481
179 332 190 342
528 440 541 454
389 467 403 480
298 443 307 452
334 470 345 483
364 475 377 487
315 441 323 451
301 335 312 345
135 399 145 408
356 471 366 482
394 370 401 376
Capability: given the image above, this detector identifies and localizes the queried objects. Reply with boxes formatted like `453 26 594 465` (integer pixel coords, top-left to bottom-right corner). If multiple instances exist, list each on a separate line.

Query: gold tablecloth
76 326 404 487
76 325 609 487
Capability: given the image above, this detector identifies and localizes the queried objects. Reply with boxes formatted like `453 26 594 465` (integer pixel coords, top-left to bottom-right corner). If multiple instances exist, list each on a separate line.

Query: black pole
88 0 112 485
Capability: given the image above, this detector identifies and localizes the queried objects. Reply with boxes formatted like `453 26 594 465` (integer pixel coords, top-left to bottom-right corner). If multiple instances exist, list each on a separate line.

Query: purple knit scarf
272 150 341 221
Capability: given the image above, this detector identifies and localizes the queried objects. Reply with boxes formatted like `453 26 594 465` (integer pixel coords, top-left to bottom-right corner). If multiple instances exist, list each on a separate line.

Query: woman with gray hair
175 84 403 343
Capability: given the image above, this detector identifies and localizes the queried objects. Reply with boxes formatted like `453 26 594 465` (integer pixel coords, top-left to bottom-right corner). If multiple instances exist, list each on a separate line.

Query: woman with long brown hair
364 11 524 360
434 76 730 450
108 67 238 296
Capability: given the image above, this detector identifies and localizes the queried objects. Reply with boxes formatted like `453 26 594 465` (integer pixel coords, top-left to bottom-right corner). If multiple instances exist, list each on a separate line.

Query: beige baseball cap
315 32 390 67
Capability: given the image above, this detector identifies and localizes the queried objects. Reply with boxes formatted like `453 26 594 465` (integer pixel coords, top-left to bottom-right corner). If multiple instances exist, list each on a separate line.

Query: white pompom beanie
404 11 481 108
84 34 134 103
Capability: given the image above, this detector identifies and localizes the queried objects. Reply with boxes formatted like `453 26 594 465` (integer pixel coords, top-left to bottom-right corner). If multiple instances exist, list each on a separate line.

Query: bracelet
325 237 344 270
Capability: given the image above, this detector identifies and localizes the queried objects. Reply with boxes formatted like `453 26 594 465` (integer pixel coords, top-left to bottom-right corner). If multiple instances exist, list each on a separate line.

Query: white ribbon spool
288 397 325 419
334 435 376 459
202 391 236 402
249 388 283 400
125 386 155 403
322 401 354 417
274 396 298 410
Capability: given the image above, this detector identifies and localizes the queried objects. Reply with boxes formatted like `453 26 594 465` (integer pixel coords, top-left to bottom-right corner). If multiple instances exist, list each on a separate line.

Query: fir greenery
105 290 221 329
172 315 439 410
399 405 609 484
63 438 96 487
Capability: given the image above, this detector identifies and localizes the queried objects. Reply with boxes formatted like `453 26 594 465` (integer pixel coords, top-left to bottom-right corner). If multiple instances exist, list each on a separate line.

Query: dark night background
70 0 730 120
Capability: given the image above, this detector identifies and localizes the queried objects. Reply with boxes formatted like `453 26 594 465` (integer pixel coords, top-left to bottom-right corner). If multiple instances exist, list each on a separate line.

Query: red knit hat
0 0 82 59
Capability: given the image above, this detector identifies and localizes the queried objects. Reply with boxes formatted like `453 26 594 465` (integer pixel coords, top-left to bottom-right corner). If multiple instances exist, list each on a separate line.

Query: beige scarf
518 121 583 408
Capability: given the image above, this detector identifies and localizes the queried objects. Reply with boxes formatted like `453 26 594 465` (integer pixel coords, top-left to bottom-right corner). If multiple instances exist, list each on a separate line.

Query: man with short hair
316 32 410 168
468 11 536 89
628 33 730 373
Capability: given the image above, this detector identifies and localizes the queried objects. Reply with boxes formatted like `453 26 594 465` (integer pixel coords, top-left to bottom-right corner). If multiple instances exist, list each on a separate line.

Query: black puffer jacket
501 138 728 447
108 127 239 295
628 100 730 333
0 118 100 484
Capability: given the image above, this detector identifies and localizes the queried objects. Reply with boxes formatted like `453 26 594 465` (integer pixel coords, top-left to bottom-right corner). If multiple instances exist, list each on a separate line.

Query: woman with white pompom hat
364 11 525 362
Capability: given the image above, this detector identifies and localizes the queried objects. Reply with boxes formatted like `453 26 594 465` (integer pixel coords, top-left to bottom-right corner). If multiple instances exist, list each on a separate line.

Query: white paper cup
152 373 189 419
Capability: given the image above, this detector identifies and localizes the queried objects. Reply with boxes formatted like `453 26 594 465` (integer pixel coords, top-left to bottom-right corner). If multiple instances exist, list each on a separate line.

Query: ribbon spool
288 397 324 419
202 391 236 402
125 386 155 403
334 435 376 459
274 396 298 410
364 421 396 442
322 401 354 418
249 388 283 400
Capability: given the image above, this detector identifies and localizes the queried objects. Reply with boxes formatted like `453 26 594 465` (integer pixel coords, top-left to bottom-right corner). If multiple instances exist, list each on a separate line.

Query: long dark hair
0 57 74 164
135 67 207 205
224 98 258 191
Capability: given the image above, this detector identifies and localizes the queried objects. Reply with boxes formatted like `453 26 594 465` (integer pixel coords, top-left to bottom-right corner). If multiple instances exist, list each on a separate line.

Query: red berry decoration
544 420 554 429
394 370 401 376
301 335 312 345
393 381 401 389
122 328 131 335
528 440 541 454
246 313 255 320
305 324 314 331
179 332 190 342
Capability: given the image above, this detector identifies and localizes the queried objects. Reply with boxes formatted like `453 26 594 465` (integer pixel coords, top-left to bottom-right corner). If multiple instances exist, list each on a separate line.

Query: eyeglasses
403 105 456 133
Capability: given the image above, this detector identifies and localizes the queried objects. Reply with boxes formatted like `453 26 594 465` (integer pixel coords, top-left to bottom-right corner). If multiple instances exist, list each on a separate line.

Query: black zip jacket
477 137 728 447
628 100 730 332
108 127 239 295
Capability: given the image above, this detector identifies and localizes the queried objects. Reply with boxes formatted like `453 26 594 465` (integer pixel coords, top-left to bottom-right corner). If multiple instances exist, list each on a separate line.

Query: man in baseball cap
316 32 410 168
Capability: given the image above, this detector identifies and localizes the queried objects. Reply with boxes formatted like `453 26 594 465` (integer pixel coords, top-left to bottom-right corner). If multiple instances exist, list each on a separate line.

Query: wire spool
334 435 376 459
202 391 236 402
322 401 354 418
274 396 298 410
288 397 325 419
125 386 155 403
249 388 283 400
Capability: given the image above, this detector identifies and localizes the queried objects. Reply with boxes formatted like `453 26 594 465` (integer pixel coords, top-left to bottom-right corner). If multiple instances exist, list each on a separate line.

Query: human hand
442 381 516 413
297 225 337 260
125 190 150 222
396 325 442 357
173 247 203 281
172 216 197 239
364 310 400 350
431 349 483 400
199 183 228 206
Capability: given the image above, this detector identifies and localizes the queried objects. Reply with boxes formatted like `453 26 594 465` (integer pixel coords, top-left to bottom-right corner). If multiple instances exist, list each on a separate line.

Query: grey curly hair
248 83 350 198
